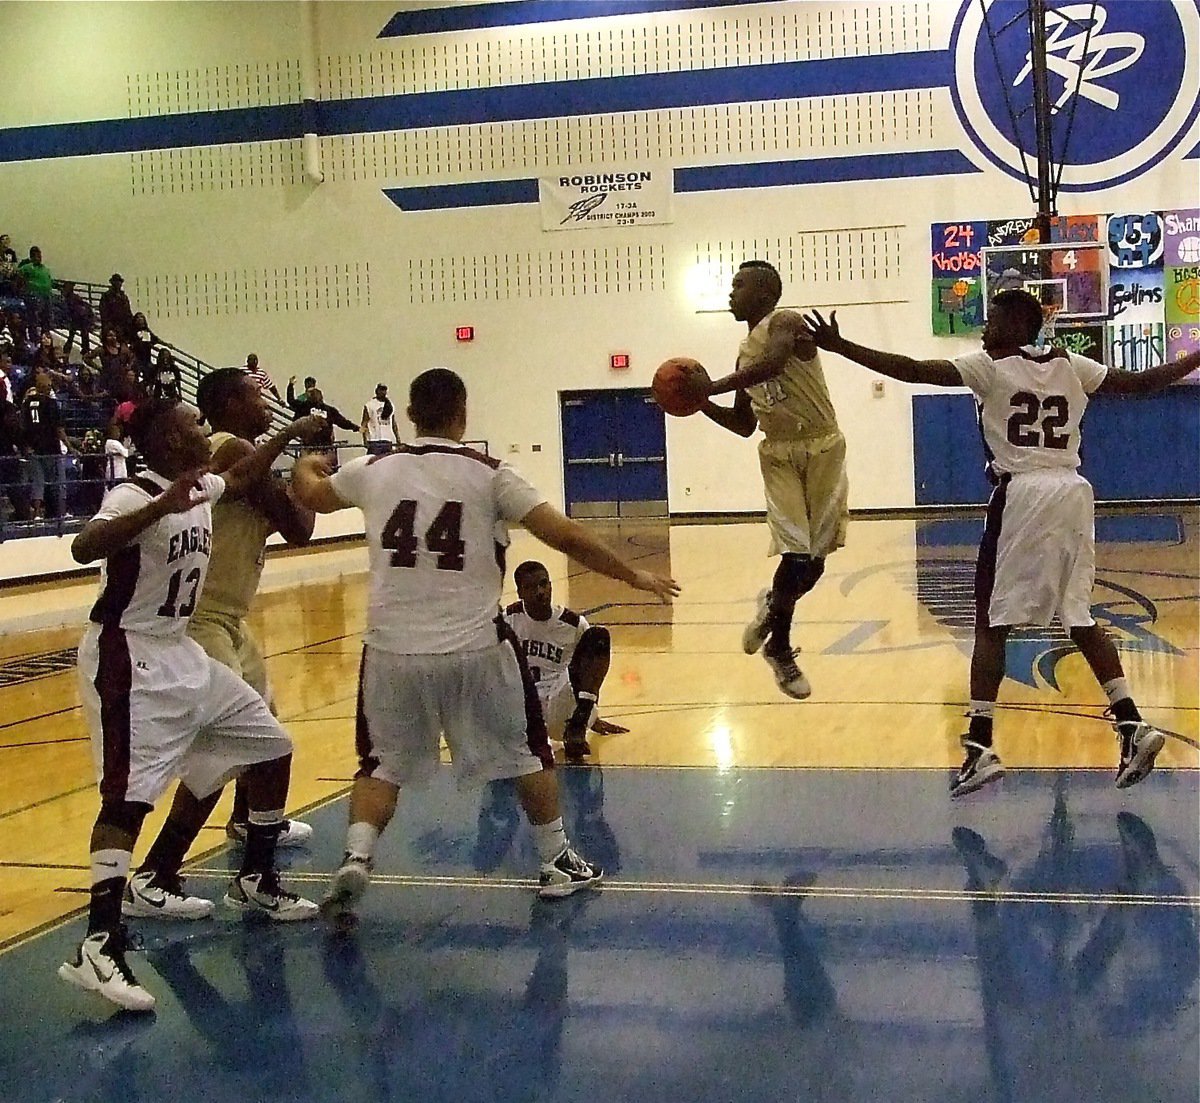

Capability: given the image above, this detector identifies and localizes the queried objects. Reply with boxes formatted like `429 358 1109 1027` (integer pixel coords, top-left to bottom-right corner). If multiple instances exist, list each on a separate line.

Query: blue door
561 389 668 518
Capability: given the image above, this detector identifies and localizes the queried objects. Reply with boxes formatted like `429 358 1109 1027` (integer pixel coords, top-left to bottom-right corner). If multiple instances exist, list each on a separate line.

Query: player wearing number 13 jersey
803 290 1200 800
62 400 324 1013
292 368 679 919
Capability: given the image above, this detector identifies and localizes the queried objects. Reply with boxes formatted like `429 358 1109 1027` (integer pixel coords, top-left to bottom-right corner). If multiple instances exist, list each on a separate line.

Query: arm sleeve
328 455 372 507
951 351 995 399
494 463 546 523
200 473 227 506
1069 352 1108 394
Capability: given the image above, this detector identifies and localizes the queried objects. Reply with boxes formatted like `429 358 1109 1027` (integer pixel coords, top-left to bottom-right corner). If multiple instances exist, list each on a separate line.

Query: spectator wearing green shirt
16 246 52 338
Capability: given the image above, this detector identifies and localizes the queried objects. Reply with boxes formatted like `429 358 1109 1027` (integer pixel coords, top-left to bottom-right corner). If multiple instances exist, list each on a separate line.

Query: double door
561 389 667 518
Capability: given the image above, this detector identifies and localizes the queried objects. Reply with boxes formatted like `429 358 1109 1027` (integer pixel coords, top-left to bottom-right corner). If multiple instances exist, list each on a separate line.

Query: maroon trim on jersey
496 617 553 770
974 474 1011 628
354 647 382 779
386 442 501 469
89 544 141 625
95 624 133 801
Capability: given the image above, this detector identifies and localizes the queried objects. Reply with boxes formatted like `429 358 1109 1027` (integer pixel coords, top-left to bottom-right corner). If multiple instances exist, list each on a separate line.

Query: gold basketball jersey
192 431 275 620
740 310 839 440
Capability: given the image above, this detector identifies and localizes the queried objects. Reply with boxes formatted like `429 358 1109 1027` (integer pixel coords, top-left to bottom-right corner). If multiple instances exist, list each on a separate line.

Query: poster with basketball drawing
932 209 1196 381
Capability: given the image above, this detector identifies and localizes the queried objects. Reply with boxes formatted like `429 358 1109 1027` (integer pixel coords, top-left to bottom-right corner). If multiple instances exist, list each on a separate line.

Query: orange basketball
652 357 708 417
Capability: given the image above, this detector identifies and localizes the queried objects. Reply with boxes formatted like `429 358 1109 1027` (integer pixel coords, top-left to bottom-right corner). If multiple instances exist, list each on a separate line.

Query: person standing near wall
361 382 399 455
685 260 849 701
245 353 283 404
800 291 1200 797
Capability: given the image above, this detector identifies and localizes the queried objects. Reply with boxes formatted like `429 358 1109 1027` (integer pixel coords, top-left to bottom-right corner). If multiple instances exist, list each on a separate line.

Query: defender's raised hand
801 309 840 349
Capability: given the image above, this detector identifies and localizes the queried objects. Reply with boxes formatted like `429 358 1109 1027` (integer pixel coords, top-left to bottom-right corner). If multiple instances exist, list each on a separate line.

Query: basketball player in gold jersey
688 260 849 699
123 368 316 919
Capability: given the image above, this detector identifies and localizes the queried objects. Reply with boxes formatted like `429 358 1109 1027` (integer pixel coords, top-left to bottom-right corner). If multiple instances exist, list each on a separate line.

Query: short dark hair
514 560 548 586
196 367 250 422
304 376 317 388
738 259 782 302
991 289 1045 343
126 398 179 456
409 368 466 433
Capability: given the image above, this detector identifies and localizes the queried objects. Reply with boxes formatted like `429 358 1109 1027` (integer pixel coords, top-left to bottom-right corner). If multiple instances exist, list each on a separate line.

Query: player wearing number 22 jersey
291 368 679 922
803 290 1200 800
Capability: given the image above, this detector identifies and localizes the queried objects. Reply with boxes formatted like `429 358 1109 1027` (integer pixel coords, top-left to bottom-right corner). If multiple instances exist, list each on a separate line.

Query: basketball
652 357 708 417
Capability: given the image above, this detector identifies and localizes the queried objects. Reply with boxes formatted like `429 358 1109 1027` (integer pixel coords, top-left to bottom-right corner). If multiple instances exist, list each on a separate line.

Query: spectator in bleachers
20 370 75 518
0 385 32 522
286 374 318 414
244 352 283 402
103 414 132 486
60 281 95 360
0 350 10 402
130 312 162 386
98 273 134 341
16 246 52 338
149 346 181 400
0 234 17 293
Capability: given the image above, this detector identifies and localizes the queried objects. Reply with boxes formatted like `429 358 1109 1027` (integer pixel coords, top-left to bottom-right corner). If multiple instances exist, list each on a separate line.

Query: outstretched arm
211 437 315 546
520 503 680 604
220 416 324 500
72 469 208 564
803 310 964 387
705 311 815 396
1096 350 1200 395
290 453 354 513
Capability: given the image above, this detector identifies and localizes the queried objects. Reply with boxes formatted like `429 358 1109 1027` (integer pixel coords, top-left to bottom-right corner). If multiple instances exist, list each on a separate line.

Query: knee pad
576 625 611 658
97 799 151 836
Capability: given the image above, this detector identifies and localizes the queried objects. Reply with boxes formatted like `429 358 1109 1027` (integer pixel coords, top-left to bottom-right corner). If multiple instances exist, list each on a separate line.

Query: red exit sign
455 325 475 342
610 353 630 370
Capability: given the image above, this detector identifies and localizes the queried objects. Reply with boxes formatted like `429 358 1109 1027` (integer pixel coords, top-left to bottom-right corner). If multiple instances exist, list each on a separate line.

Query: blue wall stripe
379 0 765 38
319 53 950 135
0 104 301 163
0 54 950 164
382 150 981 211
676 150 981 190
1188 138 1200 158
386 178 540 211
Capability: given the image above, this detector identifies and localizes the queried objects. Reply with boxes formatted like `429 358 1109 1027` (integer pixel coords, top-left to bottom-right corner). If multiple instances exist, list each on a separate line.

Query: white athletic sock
91 848 131 886
1101 678 1133 706
346 822 380 861
532 817 568 863
248 808 285 827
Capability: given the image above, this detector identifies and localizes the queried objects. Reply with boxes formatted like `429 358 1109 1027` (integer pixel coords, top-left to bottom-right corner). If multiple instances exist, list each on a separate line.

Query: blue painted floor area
3 767 1198 1103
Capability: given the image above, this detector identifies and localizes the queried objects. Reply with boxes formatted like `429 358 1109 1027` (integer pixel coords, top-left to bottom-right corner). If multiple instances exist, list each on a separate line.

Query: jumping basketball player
802 290 1200 796
687 260 849 700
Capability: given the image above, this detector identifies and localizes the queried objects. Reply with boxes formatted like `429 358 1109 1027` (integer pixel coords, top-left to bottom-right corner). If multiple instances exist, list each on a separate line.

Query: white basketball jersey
329 439 544 654
88 471 225 638
502 602 589 698
364 398 397 443
953 348 1108 478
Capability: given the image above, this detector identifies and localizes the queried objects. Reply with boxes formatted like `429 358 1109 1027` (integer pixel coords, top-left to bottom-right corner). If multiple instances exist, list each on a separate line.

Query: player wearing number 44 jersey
60 401 325 1013
291 368 679 920
803 290 1200 798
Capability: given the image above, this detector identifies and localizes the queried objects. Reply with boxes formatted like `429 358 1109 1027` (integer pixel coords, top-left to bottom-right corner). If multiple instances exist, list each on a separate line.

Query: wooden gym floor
0 510 1195 1102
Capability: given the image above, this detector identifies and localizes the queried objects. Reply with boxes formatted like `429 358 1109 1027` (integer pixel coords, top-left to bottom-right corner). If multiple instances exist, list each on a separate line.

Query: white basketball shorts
77 624 292 806
976 469 1096 630
355 634 552 790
